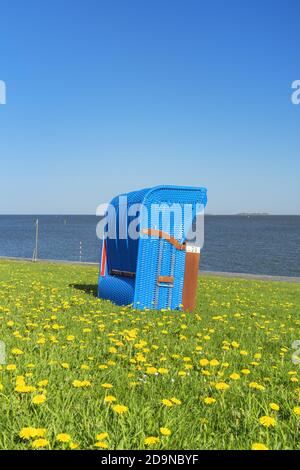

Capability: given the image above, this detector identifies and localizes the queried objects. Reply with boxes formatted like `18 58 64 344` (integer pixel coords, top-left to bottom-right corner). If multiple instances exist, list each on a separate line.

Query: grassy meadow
0 260 300 450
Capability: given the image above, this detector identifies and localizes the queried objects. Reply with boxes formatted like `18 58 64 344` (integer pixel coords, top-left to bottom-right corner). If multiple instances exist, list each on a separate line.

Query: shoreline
1 255 300 284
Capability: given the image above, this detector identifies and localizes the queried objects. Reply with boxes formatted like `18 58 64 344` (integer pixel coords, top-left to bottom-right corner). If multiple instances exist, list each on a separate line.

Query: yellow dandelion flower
203 397 216 405
178 370 187 377
269 403 280 411
293 406 300 416
252 443 269 450
101 383 113 389
32 394 46 405
96 432 109 440
19 427 37 440
144 436 160 446
199 358 209 367
112 404 128 414
104 395 117 403
158 368 169 375
56 433 71 443
32 438 49 449
15 384 36 393
170 397 182 405
230 373 240 380
161 399 173 407
210 359 220 367
11 348 24 356
215 382 229 391
259 416 276 428
146 367 158 375
38 380 48 387
72 380 91 388
95 441 109 449
160 427 171 436
69 442 79 449
249 382 265 391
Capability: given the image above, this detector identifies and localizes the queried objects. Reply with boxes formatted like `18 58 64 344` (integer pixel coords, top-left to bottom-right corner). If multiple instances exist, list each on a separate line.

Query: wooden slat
182 252 200 312
157 275 174 284
141 228 186 251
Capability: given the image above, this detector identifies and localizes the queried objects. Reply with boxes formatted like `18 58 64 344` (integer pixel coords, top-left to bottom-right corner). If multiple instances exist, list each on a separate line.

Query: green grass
0 260 300 450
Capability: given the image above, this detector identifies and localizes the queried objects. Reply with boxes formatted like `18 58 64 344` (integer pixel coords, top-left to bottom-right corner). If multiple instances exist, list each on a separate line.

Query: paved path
1 256 300 283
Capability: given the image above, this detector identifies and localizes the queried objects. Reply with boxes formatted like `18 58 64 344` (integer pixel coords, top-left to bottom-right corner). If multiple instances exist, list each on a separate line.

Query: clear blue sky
0 0 299 214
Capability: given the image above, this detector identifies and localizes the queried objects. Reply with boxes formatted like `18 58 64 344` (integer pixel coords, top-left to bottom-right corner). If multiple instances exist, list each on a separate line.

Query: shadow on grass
70 284 98 297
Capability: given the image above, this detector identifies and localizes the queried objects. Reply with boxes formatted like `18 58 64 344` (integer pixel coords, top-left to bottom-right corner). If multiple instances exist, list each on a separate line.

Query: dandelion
199 358 209 367
19 427 45 440
161 399 173 407
249 382 265 391
170 397 182 405
210 359 220 367
32 394 46 405
160 427 171 436
112 404 128 414
101 383 113 389
146 367 158 375
96 432 109 440
95 441 109 449
38 380 48 387
252 443 269 450
11 348 23 355
70 442 79 449
15 384 36 393
56 433 72 443
72 380 91 388
259 416 276 428
293 406 300 416
178 370 187 377
203 397 216 405
144 436 160 446
269 403 280 411
32 438 49 449
104 395 117 403
158 367 169 375
230 373 240 380
215 382 229 391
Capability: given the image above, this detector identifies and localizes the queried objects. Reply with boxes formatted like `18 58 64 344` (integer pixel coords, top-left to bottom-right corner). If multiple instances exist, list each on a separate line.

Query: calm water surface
0 215 299 277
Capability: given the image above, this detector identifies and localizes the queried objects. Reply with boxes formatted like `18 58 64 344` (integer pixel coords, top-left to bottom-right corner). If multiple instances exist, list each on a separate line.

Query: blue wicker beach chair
98 185 207 311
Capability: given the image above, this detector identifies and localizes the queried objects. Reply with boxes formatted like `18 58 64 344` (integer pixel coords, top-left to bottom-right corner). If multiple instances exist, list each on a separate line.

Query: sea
0 215 299 277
